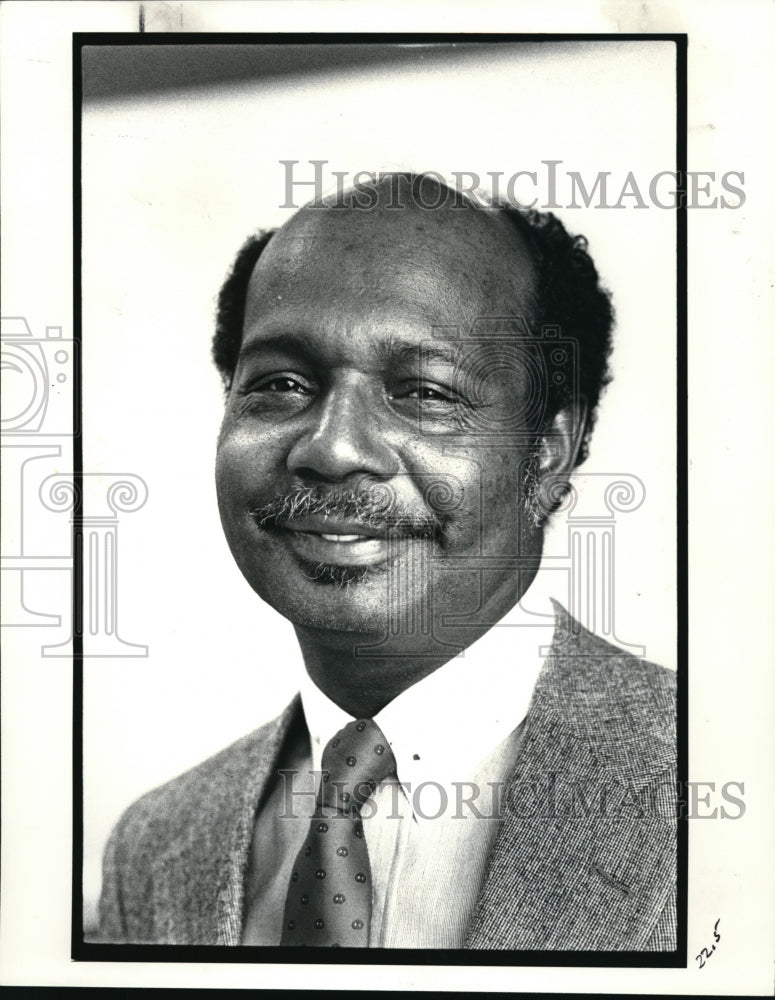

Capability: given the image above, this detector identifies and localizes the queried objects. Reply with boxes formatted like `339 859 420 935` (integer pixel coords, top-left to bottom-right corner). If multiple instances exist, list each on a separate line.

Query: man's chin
242 530 434 635
250 557 396 636
294 556 388 589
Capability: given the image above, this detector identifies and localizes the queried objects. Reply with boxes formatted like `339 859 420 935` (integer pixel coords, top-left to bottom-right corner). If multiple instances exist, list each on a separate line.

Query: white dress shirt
241 582 555 947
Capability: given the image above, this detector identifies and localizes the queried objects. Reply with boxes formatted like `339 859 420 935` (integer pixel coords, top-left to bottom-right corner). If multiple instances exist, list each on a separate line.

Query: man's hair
212 188 614 465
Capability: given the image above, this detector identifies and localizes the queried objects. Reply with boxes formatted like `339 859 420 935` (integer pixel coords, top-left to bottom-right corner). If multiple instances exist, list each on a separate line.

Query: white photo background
82 40 676 929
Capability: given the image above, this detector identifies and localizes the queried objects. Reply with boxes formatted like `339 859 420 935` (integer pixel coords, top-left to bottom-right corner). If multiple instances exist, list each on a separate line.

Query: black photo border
72 31 688 970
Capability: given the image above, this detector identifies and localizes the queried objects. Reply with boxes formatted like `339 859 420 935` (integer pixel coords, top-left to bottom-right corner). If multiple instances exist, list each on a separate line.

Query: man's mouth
277 516 386 539
249 485 443 574
257 515 431 568
318 533 371 543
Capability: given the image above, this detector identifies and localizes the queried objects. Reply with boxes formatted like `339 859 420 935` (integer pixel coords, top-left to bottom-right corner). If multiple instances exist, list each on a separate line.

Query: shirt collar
300 574 556 817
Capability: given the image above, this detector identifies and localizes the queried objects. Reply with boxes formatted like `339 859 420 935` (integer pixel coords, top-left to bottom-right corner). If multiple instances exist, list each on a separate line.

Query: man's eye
402 384 456 403
256 376 310 394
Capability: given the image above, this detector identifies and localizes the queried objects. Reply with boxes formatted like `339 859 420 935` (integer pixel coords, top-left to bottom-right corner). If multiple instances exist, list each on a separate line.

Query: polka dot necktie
280 718 397 947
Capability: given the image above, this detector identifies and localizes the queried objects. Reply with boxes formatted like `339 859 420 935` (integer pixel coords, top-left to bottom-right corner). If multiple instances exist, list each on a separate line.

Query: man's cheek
217 430 275 492
215 444 244 507
449 449 523 552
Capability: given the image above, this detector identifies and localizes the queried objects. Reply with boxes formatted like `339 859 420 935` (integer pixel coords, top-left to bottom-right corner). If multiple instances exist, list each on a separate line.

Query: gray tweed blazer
97 605 677 949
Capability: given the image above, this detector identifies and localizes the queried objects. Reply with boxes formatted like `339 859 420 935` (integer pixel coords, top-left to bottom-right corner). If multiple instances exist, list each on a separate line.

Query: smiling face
215 184 557 653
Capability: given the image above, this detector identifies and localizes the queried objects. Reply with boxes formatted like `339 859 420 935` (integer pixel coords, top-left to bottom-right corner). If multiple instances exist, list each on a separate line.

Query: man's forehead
246 199 538 330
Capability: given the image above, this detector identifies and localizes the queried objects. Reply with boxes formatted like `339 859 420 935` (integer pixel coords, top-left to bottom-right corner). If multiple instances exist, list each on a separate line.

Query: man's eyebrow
377 337 462 368
236 333 320 364
236 332 464 368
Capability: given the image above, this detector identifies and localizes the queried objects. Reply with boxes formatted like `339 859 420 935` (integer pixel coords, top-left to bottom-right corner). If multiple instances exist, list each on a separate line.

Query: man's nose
286 377 399 483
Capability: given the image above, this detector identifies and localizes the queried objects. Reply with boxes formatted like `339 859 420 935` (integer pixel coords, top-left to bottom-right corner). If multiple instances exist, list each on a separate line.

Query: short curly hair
212 193 613 465
498 204 614 463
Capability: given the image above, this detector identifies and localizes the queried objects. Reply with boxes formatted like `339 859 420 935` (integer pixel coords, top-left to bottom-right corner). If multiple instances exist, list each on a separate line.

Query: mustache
249 484 445 540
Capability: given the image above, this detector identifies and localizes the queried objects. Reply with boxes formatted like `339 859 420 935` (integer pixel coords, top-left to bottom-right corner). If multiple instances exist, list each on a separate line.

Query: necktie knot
319 718 396 812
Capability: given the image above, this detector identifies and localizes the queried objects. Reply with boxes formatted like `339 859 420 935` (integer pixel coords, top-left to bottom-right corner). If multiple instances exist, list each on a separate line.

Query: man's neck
293 569 537 717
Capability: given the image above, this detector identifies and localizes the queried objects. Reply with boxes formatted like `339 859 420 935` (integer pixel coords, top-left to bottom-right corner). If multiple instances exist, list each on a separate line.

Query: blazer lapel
149 695 302 944
466 610 676 950
215 695 303 945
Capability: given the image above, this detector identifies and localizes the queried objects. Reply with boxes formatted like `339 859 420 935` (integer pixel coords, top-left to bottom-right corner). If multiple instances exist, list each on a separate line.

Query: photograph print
78 36 683 958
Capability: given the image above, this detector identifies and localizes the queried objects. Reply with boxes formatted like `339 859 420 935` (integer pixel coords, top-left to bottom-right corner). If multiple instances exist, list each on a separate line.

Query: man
98 174 676 950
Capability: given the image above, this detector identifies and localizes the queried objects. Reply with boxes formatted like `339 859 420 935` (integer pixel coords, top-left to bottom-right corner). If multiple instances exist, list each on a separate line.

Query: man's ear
536 401 588 479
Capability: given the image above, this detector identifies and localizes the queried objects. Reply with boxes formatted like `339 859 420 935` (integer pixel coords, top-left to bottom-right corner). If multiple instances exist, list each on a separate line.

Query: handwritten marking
696 918 721 969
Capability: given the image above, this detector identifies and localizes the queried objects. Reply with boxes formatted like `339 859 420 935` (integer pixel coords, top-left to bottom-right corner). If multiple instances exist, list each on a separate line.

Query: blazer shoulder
98 697 301 942
540 603 676 776
106 697 299 869
551 601 674 704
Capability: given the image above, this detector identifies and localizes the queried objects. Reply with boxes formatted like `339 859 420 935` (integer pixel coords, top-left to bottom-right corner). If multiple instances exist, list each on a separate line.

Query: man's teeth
320 533 366 542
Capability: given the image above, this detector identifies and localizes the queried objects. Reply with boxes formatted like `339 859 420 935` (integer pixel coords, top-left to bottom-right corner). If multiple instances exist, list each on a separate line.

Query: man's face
216 194 549 647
